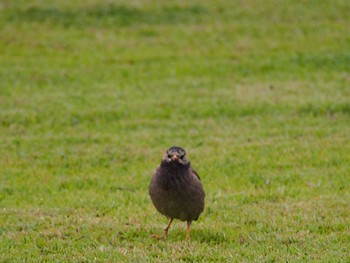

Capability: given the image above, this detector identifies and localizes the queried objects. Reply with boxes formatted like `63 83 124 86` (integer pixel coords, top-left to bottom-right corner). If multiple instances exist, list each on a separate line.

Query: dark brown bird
149 146 205 242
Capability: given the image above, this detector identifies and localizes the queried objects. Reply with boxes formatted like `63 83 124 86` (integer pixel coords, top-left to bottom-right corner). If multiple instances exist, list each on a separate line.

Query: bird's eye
167 154 172 158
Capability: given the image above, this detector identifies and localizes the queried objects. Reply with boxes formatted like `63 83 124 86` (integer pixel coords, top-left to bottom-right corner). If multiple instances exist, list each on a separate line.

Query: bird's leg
163 218 174 237
185 221 192 242
152 218 173 240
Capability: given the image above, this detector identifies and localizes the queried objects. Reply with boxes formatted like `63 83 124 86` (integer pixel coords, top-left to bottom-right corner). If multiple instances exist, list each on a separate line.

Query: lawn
1 0 350 261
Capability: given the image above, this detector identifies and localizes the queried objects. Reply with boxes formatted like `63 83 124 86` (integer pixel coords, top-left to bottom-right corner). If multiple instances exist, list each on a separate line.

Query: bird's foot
151 219 173 240
151 233 165 240
151 231 168 240
151 228 169 240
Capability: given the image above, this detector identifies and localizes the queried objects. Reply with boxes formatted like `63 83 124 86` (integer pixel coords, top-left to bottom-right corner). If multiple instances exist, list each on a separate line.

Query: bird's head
163 146 189 166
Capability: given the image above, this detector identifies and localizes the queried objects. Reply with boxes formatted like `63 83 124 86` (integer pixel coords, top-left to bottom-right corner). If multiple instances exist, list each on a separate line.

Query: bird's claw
151 233 166 240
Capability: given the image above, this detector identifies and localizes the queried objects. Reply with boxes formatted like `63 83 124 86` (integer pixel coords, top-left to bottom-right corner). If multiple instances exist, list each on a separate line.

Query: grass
1 0 350 261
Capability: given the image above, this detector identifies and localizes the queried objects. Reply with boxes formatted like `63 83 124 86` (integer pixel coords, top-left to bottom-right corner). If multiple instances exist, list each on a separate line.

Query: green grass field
1 0 350 261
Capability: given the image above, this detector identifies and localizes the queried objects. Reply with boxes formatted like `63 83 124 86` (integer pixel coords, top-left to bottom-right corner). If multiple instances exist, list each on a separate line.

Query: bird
149 146 205 242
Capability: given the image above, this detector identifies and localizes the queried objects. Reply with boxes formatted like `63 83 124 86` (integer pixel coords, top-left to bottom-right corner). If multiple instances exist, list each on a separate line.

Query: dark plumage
149 146 205 241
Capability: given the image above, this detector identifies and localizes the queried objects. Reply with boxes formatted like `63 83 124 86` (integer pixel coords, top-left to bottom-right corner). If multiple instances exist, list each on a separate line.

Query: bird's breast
159 169 190 191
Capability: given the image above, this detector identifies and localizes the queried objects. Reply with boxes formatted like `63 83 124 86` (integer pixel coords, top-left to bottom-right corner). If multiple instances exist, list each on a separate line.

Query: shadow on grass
299 102 350 117
193 229 231 244
6 4 208 28
138 227 230 244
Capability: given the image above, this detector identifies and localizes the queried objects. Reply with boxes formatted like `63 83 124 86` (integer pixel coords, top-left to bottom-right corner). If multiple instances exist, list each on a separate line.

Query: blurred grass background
1 0 350 261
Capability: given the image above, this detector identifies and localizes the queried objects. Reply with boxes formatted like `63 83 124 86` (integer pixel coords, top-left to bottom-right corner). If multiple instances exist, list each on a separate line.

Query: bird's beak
171 154 179 161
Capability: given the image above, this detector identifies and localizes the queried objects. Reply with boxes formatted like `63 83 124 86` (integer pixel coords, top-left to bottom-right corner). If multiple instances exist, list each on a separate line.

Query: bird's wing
191 168 201 181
